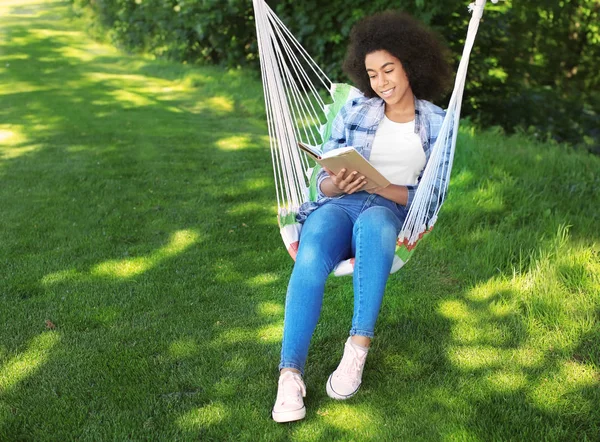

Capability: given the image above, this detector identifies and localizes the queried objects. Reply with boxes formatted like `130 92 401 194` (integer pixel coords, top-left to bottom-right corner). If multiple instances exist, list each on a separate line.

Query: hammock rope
400 0 487 246
253 0 492 276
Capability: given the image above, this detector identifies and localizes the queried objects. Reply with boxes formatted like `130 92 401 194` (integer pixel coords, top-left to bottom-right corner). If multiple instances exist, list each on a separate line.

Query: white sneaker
272 371 306 423
326 337 369 400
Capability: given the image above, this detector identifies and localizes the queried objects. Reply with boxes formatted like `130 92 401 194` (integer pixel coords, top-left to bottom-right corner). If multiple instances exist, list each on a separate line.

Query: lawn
1 0 599 440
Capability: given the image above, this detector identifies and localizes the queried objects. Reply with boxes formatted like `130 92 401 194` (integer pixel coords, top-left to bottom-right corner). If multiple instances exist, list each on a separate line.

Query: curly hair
343 11 452 102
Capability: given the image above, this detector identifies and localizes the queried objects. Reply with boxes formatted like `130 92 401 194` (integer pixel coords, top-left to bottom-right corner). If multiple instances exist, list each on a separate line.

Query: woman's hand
320 168 367 196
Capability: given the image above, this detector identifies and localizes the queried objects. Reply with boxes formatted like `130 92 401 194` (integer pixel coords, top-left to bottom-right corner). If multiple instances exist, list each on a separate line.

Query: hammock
253 0 493 276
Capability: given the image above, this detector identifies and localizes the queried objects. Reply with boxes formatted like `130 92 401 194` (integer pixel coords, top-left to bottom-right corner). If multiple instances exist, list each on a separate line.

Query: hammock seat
253 0 492 276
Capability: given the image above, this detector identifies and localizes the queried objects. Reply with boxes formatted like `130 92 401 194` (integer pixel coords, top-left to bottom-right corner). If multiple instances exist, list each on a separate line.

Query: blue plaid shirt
297 95 447 223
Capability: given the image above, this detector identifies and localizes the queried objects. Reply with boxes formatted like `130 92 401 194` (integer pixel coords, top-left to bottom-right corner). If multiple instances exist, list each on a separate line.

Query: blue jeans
279 192 407 374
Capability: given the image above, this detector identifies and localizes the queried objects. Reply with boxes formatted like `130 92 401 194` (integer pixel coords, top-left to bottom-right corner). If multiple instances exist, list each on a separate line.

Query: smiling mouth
380 87 395 98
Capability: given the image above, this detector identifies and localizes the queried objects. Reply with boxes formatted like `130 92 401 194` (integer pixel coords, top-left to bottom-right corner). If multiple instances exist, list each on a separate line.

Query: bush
70 0 600 151
71 0 256 64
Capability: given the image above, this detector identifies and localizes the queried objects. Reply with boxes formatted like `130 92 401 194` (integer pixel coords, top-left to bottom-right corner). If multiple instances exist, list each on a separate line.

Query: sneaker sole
272 406 306 423
326 374 360 400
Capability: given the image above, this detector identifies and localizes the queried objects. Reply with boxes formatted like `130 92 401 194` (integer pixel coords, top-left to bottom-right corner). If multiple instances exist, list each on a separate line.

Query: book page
320 146 354 159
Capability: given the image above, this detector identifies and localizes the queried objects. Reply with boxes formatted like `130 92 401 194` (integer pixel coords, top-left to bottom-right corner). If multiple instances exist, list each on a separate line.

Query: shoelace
279 372 306 404
336 343 367 383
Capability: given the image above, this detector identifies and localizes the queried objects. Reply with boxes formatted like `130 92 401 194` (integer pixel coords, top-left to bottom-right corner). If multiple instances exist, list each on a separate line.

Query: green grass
1 0 599 440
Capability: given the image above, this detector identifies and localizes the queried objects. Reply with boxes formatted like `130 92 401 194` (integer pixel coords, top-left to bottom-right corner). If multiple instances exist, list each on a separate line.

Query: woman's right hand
321 168 367 196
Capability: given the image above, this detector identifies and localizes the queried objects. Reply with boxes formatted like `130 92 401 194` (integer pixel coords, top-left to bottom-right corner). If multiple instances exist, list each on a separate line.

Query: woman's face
365 50 413 107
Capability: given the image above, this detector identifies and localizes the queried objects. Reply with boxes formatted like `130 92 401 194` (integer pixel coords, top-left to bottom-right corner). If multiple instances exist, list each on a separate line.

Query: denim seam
354 218 364 334
331 213 354 268
280 298 288 370
359 194 374 214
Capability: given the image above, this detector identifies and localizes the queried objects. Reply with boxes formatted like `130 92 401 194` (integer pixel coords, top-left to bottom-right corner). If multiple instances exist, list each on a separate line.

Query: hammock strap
400 0 487 245
254 0 335 212
266 10 330 173
256 0 304 210
269 31 314 208
255 0 284 211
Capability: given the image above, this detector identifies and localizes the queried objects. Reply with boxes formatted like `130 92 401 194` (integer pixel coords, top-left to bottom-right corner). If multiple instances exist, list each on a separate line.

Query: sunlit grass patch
471 180 505 211
485 369 527 392
91 229 199 279
438 299 470 320
206 96 233 113
109 89 155 107
0 125 42 161
257 322 283 343
181 95 235 115
0 332 60 393
319 403 381 433
215 327 262 346
451 322 488 345
93 256 151 278
0 0 54 15
448 345 503 370
291 420 326 440
512 346 545 368
256 301 283 316
249 273 281 287
0 53 30 62
177 402 229 430
85 72 169 90
239 177 271 191
58 43 101 62
169 337 199 360
212 260 244 284
41 268 81 285
215 135 251 151
530 360 600 412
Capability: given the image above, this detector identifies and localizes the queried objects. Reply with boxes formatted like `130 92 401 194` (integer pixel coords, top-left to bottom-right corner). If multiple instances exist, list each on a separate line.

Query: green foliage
70 0 600 151
71 0 257 64
450 0 600 151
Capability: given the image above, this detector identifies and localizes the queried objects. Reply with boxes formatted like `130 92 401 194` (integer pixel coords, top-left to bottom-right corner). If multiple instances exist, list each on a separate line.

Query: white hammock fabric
253 0 490 276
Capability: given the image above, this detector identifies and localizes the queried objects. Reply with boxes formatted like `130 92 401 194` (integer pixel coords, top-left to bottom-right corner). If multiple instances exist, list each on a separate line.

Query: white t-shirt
369 116 426 186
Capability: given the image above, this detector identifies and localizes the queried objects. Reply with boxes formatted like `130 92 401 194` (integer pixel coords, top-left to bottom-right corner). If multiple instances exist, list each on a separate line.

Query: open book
298 142 390 191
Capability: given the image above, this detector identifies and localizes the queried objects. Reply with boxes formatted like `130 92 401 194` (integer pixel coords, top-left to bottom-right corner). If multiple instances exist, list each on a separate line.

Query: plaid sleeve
405 184 418 209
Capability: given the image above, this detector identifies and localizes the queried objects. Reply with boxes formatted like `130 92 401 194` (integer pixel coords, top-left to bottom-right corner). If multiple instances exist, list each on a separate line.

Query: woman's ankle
280 367 302 376
350 335 371 349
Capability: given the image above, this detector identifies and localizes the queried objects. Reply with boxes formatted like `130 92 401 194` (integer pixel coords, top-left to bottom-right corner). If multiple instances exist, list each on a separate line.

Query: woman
272 11 452 423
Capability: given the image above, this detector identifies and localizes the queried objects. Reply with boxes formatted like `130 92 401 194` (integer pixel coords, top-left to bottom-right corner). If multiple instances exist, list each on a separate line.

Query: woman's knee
301 204 353 245
295 239 328 269
355 206 401 237
295 205 353 271
302 204 348 235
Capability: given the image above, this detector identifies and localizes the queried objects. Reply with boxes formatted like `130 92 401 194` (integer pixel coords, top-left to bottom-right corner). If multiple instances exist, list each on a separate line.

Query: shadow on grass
1 0 599 440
